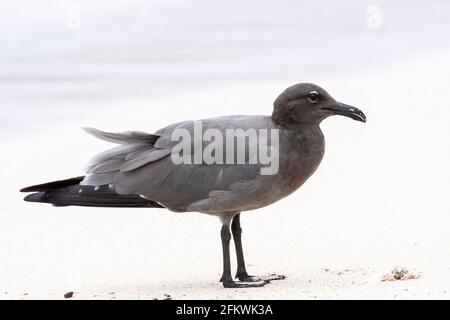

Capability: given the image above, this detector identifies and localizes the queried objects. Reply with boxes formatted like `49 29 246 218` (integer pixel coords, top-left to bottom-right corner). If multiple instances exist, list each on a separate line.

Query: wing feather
82 127 160 145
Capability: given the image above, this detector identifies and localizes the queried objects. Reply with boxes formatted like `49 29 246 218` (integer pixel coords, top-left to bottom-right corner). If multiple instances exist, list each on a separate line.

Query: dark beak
323 102 366 123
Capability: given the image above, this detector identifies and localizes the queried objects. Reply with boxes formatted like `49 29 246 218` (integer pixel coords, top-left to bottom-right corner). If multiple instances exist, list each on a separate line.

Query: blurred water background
1 0 450 138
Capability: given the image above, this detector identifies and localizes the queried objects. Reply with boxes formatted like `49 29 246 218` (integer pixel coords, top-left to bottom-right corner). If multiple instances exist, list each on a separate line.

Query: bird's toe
236 273 286 282
222 279 269 288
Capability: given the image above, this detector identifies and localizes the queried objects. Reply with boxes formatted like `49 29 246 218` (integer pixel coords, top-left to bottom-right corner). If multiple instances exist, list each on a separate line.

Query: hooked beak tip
324 102 366 123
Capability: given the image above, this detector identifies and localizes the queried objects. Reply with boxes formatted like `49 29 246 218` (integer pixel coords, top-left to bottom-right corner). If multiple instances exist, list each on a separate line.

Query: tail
20 176 164 208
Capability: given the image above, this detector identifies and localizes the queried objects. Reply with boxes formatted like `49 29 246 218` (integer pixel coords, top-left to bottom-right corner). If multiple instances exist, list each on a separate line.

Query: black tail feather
21 177 164 208
20 176 85 192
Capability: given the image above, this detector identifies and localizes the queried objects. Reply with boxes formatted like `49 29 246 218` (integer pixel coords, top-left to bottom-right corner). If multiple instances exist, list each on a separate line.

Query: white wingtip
81 127 118 143
82 127 99 135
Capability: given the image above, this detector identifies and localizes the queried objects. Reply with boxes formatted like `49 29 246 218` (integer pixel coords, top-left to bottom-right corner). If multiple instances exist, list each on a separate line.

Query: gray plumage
81 116 323 216
21 83 366 288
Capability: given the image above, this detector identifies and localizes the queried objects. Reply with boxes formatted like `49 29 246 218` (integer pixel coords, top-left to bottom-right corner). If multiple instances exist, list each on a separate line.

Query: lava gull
21 83 366 288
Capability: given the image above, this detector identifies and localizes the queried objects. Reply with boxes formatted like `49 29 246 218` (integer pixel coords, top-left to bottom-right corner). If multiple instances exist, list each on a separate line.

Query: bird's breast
276 126 325 194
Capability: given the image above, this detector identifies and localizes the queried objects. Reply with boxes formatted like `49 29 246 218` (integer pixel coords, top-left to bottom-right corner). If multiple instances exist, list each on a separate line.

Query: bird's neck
282 124 324 153
278 123 325 177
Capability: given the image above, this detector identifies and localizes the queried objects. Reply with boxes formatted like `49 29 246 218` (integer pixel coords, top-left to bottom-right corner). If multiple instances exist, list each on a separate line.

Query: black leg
219 221 267 288
231 214 248 279
231 214 286 283
219 223 232 283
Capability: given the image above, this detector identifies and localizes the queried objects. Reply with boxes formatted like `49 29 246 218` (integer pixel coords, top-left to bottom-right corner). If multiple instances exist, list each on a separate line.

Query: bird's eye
307 91 320 104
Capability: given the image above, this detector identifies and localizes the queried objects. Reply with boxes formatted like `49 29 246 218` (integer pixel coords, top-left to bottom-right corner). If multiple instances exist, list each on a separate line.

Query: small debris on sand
151 293 173 300
325 268 354 275
64 291 74 299
382 268 420 281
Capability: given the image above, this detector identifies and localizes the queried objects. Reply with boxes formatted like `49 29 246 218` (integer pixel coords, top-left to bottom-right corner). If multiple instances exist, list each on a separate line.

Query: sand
1 0 450 300
2 51 450 299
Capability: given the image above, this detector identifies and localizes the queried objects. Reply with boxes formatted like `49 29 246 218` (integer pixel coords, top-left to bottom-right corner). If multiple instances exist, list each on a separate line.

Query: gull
21 83 366 288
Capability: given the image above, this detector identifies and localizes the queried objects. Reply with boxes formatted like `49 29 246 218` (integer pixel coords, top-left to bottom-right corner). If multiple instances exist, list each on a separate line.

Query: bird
20 83 366 288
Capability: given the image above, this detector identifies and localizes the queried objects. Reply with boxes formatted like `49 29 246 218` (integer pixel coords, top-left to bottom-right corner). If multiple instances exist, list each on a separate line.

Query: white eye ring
307 91 320 103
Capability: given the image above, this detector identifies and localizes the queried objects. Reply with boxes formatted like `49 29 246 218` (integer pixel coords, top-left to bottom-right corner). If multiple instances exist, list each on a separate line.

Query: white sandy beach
1 0 450 299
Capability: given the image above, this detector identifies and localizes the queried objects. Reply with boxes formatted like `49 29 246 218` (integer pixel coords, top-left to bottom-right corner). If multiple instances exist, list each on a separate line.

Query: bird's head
272 83 366 126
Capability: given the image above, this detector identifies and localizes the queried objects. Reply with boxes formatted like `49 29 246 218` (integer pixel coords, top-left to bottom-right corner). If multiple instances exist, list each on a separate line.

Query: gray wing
81 127 171 186
81 116 277 212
